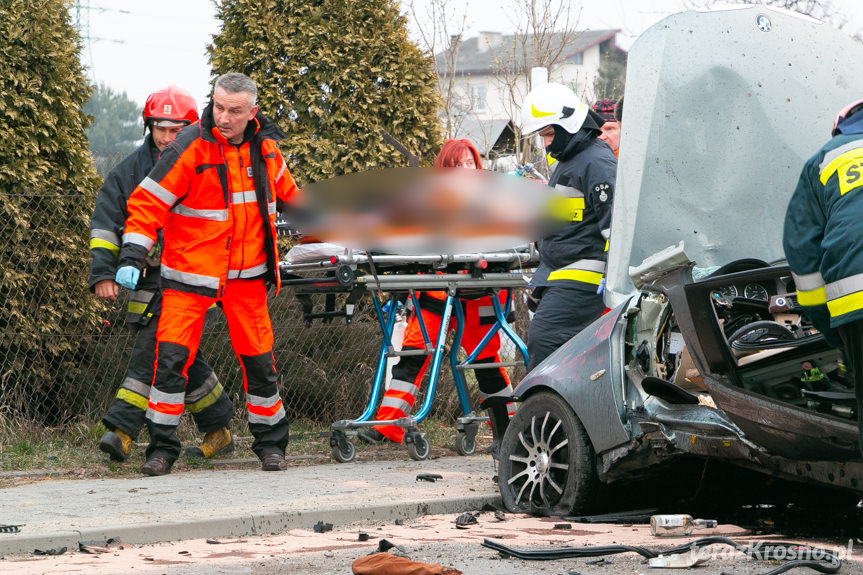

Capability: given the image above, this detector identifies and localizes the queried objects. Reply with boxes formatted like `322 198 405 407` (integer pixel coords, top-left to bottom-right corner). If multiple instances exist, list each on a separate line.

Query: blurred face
213 87 258 145
454 150 477 169
539 126 556 149
151 125 184 152
599 121 621 153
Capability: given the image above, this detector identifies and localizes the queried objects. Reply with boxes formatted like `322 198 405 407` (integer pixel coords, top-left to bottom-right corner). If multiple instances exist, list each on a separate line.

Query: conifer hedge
0 0 103 424
209 0 443 183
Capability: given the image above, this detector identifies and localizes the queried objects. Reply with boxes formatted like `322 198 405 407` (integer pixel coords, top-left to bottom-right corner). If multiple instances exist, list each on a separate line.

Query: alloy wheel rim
507 410 570 509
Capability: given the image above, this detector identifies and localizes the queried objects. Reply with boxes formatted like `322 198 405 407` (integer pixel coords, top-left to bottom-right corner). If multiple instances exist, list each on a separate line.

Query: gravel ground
6 511 862 575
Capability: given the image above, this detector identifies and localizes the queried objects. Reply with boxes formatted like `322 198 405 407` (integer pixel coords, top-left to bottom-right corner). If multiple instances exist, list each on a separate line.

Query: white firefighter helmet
520 82 589 136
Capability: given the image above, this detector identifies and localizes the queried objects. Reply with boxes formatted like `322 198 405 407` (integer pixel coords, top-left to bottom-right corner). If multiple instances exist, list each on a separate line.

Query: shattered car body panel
606 6 863 305
498 7 863 515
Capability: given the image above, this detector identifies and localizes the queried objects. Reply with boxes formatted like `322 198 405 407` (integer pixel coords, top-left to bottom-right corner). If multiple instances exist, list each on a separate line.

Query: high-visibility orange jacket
118 103 299 298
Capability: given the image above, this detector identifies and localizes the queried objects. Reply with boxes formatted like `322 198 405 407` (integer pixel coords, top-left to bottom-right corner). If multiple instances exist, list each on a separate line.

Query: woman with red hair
358 139 515 451
434 138 482 169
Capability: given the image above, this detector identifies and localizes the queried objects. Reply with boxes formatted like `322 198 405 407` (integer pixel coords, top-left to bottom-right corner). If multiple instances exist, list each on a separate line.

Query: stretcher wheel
336 264 354 287
406 434 430 461
455 432 476 456
332 438 356 463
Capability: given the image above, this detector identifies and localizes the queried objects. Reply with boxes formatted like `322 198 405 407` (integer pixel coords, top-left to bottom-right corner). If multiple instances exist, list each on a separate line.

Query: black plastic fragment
313 520 333 533
455 512 478 528
416 473 443 482
34 546 67 556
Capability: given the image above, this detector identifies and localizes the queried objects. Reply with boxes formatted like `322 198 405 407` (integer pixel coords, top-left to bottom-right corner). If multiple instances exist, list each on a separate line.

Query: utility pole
71 0 128 82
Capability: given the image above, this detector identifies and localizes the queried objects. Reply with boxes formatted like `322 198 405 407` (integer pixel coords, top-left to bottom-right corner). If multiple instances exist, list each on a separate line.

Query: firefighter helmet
832 98 863 137
520 82 589 136
143 86 199 128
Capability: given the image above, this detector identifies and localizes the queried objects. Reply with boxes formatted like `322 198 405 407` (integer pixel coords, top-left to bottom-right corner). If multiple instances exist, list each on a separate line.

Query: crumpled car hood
605 6 863 307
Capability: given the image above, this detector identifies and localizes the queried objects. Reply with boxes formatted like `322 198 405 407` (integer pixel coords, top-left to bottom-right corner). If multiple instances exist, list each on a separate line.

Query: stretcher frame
279 247 537 462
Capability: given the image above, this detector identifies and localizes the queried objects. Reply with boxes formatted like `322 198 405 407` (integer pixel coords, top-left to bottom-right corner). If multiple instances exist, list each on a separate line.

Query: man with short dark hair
116 73 300 475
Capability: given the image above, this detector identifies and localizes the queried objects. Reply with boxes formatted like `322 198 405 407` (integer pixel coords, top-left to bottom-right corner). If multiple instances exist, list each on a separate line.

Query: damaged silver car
497 6 863 515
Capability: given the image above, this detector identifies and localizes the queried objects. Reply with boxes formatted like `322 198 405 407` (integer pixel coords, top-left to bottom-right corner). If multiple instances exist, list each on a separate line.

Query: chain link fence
0 185 530 443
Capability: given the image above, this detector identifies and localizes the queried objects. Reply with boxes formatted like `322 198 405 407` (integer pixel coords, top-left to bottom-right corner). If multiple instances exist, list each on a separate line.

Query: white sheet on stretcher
284 242 356 264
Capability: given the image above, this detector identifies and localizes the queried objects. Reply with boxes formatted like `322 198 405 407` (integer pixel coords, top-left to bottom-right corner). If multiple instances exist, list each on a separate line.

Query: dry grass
0 412 492 482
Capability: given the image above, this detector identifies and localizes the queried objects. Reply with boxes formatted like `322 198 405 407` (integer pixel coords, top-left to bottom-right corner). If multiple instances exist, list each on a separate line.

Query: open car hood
605 7 863 307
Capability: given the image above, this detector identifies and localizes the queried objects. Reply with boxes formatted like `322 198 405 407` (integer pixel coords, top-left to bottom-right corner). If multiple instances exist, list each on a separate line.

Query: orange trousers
373 293 513 443
145 278 288 461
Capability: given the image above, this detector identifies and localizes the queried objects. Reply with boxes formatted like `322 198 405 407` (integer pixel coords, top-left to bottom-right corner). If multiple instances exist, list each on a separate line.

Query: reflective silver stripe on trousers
820 142 863 174
122 232 155 251
161 264 220 290
146 409 182 425
478 305 495 318
248 404 286 425
185 372 219 403
380 378 419 411
172 204 229 221
479 385 514 401
275 161 286 183
825 272 863 300
90 228 119 245
554 259 606 274
141 176 181 207
149 388 185 405
268 201 277 215
232 190 257 204
247 392 286 425
791 270 826 291
247 391 282 409
227 262 268 279
120 377 151 397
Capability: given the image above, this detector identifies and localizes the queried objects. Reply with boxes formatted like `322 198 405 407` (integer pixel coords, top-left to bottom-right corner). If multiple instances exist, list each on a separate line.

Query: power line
72 1 128 83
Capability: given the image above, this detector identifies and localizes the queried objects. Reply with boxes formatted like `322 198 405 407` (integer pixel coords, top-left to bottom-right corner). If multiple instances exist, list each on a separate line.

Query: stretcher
279 244 539 462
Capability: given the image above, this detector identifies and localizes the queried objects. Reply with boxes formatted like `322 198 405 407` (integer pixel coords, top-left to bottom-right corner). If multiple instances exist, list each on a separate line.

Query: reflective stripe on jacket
531 135 616 289
88 136 163 324
118 104 299 298
784 129 863 327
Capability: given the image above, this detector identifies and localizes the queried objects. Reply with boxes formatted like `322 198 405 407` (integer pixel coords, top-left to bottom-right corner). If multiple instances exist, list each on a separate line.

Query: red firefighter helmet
143 86 199 129
832 98 863 137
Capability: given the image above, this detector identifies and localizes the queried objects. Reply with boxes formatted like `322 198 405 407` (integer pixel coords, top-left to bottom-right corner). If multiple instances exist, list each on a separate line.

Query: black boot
482 398 511 462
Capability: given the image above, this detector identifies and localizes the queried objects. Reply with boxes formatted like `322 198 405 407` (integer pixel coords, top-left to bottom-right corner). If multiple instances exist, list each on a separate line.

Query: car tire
497 391 597 515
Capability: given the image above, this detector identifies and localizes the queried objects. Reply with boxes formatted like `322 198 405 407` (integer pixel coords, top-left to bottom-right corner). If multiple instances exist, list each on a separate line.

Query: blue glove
596 277 606 296
115 266 140 290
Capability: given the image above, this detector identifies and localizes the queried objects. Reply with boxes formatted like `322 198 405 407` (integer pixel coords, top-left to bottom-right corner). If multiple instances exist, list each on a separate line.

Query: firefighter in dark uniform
783 98 863 456
520 82 617 369
89 86 234 462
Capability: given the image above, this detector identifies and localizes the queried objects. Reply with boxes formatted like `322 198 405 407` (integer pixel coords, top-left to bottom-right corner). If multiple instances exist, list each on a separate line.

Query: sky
79 0 863 108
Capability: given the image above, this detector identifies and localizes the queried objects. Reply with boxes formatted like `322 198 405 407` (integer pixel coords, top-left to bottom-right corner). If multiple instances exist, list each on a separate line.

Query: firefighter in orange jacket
116 73 299 476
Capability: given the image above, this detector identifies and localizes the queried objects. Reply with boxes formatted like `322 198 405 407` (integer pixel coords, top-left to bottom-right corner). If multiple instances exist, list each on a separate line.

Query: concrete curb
1 494 501 555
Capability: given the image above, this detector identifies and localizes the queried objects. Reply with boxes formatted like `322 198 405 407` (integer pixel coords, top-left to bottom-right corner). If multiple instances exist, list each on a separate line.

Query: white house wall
442 44 604 126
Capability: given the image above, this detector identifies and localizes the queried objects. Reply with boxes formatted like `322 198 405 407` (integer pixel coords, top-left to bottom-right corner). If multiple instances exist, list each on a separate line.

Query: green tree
208 0 443 183
0 0 102 424
84 82 142 173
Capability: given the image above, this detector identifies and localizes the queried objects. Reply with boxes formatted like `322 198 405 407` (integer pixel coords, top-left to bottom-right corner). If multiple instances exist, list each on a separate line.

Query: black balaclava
546 108 604 160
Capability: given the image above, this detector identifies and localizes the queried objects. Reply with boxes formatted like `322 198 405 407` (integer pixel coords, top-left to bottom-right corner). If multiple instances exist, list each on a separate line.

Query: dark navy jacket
784 114 863 332
531 131 617 291
88 135 162 323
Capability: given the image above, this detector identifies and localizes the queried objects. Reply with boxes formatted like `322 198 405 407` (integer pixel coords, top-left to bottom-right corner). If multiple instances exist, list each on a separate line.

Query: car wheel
497 391 597 515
